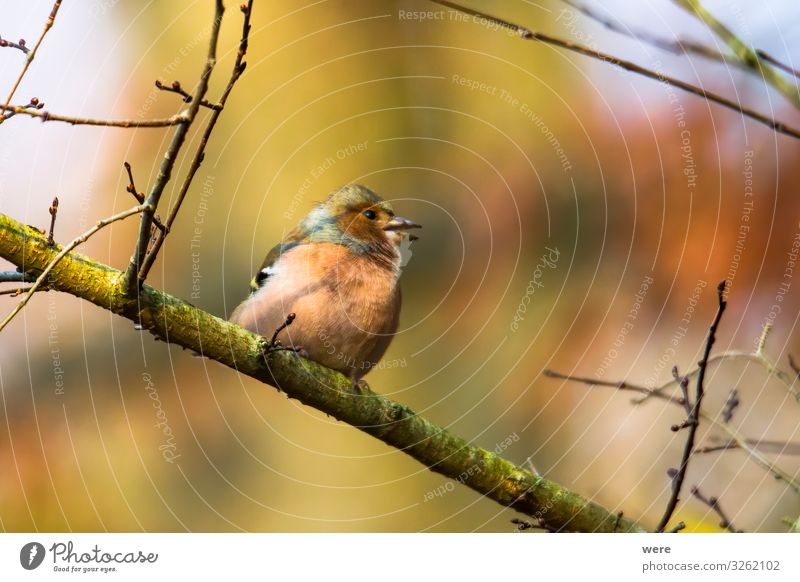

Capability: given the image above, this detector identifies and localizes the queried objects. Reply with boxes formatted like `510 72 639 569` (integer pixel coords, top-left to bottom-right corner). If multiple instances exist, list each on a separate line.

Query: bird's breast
231 243 402 378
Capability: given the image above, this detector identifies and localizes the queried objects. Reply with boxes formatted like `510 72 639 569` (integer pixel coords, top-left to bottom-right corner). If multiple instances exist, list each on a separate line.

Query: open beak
384 216 421 241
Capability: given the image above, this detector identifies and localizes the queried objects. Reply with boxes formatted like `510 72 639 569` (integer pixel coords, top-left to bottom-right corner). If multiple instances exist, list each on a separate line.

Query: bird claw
261 338 306 357
351 378 370 394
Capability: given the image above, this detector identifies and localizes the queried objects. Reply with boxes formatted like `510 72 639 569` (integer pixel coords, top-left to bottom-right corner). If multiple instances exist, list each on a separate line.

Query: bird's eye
362 209 377 220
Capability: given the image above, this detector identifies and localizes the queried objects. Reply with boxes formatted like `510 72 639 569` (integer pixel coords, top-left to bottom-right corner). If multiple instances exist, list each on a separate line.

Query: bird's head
299 184 421 267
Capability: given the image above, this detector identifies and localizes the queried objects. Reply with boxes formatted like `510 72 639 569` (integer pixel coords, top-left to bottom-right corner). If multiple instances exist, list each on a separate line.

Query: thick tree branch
0 211 644 533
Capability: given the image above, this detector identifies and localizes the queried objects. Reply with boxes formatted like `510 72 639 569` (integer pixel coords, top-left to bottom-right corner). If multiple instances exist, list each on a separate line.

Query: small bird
230 184 421 385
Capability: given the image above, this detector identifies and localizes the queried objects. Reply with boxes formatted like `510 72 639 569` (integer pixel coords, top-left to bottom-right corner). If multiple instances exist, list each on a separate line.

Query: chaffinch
230 184 421 384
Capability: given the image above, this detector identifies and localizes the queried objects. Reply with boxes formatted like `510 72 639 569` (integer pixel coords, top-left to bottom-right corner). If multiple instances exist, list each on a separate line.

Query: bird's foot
261 338 307 358
351 378 370 394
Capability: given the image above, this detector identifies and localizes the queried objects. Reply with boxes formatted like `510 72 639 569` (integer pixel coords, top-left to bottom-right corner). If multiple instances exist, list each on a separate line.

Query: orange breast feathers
230 243 402 379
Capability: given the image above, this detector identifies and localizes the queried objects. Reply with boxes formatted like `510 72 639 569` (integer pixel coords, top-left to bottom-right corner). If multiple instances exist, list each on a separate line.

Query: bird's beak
384 216 421 241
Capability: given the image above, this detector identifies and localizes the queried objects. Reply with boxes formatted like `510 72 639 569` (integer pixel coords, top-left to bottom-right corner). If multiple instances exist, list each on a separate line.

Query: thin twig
0 36 29 54
123 0 226 291
722 388 739 423
0 204 150 333
430 0 800 140
0 97 43 121
667 521 686 533
695 438 800 456
0 286 38 297
0 105 187 127
47 196 58 245
655 280 726 532
543 369 685 405
756 50 800 80
0 0 62 126
123 162 165 233
124 162 144 203
690 486 743 532
671 0 800 109
138 0 254 283
269 312 296 347
673 366 692 416
155 80 222 110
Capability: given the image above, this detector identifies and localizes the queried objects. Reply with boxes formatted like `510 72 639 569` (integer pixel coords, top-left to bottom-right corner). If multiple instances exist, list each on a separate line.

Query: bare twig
667 521 686 533
0 105 187 127
123 0 226 291
690 486 743 532
138 0 254 283
124 162 144 203
695 438 800 456
0 271 34 284
0 36 29 54
543 369 685 405
123 162 165 233
722 388 739 423
430 0 800 140
1 97 44 121
0 0 62 126
655 281 726 532
0 286 39 297
155 80 222 110
671 0 800 109
0 204 150 333
46 196 58 245
756 50 800 80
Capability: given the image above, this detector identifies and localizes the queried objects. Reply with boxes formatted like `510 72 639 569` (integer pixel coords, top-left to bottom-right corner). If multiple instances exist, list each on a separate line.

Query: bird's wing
249 239 303 294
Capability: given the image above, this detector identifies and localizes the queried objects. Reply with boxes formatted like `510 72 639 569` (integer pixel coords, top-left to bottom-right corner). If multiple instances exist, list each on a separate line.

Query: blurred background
1 0 799 532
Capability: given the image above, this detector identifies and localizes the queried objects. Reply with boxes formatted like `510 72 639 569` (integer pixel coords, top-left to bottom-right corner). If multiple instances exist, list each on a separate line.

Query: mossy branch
0 211 644 533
